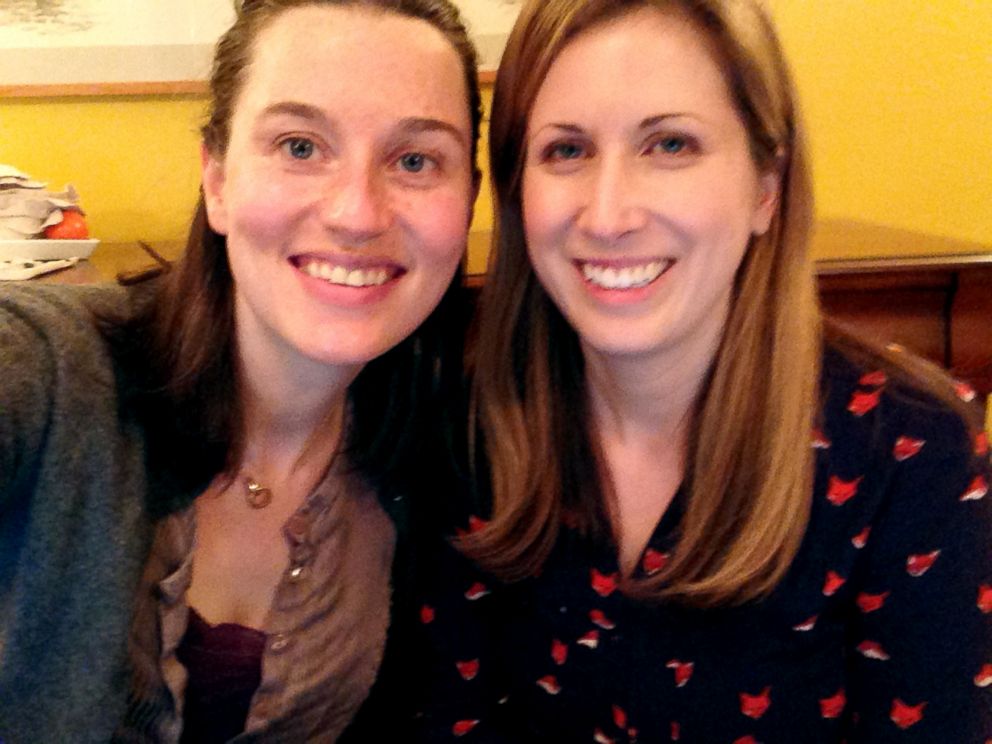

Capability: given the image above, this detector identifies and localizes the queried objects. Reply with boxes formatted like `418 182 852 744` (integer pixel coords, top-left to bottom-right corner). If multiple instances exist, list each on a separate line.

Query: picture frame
0 0 236 96
0 0 520 97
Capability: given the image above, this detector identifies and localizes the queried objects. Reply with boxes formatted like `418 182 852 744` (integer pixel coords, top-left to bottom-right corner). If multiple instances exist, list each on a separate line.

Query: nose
319 159 392 244
576 154 647 242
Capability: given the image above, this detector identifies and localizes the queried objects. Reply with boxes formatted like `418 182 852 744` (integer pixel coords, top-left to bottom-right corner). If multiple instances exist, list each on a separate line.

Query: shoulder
2 283 151 389
1 282 133 347
817 343 986 512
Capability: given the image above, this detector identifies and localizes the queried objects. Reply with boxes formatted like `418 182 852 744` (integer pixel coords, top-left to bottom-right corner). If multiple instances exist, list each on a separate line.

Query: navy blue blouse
409 350 992 742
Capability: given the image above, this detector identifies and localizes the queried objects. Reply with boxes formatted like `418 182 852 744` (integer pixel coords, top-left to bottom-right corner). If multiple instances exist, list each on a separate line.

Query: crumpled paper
0 164 83 240
0 257 79 281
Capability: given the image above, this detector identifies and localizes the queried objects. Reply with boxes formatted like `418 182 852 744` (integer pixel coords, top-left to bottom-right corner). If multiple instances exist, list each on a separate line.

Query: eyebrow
536 114 692 135
638 113 690 128
396 117 470 150
257 103 467 149
258 101 327 123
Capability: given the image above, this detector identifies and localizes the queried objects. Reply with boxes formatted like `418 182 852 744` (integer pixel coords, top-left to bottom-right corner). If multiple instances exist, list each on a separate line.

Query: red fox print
464 582 489 600
976 431 988 456
536 675 561 695
578 630 600 649
420 604 435 624
978 585 992 613
551 638 568 665
819 689 846 719
856 640 891 660
890 699 925 729
892 436 925 461
851 526 871 549
974 664 992 687
590 609 616 630
961 474 988 502
848 388 881 416
665 660 694 688
642 548 669 576
591 568 619 597
906 550 940 577
856 591 889 613
455 515 488 537
452 720 479 736
740 687 771 719
826 476 862 506
456 659 479 681
954 380 977 402
822 570 846 596
792 615 818 632
859 370 887 387
593 729 615 744
612 705 627 728
812 428 832 449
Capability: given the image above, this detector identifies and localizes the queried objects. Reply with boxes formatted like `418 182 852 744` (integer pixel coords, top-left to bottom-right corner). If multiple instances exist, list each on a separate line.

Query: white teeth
581 260 669 289
301 260 392 287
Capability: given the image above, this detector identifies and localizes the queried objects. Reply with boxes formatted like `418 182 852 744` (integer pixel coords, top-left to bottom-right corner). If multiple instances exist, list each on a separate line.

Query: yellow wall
767 0 991 247
1 95 205 243
1 0 988 256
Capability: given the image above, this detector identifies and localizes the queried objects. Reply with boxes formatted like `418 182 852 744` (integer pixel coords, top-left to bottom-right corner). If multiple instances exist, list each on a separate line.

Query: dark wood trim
0 81 209 98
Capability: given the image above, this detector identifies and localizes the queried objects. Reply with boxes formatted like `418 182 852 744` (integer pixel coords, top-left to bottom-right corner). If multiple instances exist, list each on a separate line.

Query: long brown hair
464 0 820 606
103 0 481 513
466 0 981 607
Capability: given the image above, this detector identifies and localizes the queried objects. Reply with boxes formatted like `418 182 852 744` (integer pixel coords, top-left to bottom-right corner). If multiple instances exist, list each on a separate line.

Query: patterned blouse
409 349 992 742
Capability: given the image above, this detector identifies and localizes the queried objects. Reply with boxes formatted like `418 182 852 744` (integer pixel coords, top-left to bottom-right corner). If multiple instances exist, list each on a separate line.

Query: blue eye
399 153 428 173
548 142 584 161
654 136 687 155
282 137 315 160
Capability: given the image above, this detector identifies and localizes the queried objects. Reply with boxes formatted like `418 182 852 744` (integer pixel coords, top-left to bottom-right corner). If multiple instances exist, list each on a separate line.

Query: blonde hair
464 0 821 606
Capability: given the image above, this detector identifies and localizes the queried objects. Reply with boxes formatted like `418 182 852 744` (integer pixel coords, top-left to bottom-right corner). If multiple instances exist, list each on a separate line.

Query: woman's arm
0 290 58 501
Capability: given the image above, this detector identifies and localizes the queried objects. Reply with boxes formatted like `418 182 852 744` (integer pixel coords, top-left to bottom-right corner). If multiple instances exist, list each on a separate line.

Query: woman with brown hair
413 0 992 740
0 0 480 741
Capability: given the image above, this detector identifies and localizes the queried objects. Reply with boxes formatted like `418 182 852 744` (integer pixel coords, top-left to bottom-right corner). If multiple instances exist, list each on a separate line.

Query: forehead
236 5 469 128
531 7 736 124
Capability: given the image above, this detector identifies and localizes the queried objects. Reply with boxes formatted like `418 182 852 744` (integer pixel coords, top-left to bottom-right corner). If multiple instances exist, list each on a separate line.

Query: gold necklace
243 476 273 509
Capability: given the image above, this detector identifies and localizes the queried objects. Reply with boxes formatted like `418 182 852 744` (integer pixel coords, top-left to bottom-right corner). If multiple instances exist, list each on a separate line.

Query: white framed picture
0 0 521 92
0 0 236 88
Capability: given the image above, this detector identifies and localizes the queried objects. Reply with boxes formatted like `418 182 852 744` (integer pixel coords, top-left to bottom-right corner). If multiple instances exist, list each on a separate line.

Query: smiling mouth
578 259 674 290
298 258 400 288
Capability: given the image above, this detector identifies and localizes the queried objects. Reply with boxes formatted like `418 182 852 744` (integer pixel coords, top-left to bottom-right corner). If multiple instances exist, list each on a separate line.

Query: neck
583 306 727 447
233 304 361 476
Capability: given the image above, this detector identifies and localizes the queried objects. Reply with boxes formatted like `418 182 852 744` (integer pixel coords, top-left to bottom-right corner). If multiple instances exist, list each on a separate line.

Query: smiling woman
0 1 480 742
408 0 992 741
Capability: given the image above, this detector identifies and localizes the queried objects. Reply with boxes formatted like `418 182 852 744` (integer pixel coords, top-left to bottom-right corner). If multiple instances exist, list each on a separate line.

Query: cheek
521 171 564 247
226 172 305 241
408 189 473 264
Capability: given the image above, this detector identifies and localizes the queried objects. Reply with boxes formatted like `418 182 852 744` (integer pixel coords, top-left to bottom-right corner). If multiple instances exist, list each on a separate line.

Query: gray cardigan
0 283 197 743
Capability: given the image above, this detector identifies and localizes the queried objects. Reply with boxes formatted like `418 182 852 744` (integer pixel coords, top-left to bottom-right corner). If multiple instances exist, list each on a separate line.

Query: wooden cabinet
818 254 992 397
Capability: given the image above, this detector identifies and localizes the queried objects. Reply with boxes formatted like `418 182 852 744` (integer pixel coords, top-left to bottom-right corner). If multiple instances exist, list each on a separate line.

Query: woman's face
522 7 778 365
203 5 474 373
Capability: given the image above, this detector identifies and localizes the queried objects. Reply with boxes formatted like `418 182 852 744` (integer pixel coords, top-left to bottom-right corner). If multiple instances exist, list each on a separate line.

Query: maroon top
176 607 266 743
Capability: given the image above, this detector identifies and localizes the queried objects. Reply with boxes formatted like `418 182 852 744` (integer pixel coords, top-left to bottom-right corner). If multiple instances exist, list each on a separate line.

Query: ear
200 142 229 235
751 153 784 236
